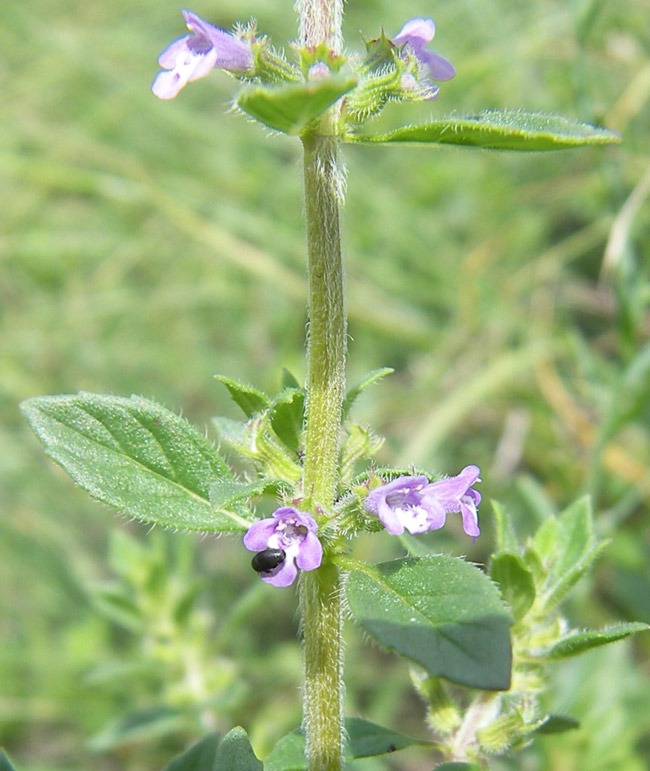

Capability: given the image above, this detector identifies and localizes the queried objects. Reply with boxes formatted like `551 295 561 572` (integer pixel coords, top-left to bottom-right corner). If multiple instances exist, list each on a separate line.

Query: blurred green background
1 0 649 768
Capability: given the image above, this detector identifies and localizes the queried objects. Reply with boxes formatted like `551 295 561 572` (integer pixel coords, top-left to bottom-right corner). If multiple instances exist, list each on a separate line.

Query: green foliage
345 110 621 150
264 717 432 769
237 77 357 134
163 733 222 771
20 392 251 532
346 556 512 690
215 375 271 417
0 751 18 771
3 0 649 768
342 367 394 419
547 622 650 659
163 728 262 771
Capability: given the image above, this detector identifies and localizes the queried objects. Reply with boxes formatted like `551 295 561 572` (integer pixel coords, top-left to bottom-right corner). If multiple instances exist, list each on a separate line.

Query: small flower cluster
243 467 481 587
364 466 481 538
151 10 454 107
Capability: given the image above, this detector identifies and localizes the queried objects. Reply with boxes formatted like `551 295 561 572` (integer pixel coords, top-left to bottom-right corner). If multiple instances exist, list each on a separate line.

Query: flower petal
243 518 277 550
393 18 436 47
419 49 455 81
295 531 323 570
263 558 298 587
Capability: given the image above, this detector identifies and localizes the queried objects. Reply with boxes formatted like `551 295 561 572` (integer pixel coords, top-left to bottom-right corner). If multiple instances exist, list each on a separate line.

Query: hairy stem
296 2 346 769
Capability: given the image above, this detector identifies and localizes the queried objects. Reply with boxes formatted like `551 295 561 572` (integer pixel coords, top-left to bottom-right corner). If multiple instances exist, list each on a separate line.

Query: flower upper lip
151 9 253 100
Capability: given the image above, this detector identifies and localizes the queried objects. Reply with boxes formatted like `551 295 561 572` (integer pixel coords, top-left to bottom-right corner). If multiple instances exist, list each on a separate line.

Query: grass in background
1 0 648 768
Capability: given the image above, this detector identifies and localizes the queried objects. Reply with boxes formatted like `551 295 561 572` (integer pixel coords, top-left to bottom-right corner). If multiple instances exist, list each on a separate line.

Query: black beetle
252 548 286 573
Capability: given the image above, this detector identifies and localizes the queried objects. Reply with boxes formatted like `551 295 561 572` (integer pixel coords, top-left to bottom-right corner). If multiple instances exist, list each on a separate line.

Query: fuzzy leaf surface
345 110 620 151
342 367 394 419
264 717 431 770
547 622 650 659
20 393 248 532
214 727 263 770
346 556 512 690
215 375 270 417
238 76 357 134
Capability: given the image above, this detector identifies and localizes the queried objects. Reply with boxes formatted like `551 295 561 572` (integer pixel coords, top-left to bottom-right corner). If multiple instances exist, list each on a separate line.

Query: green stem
301 130 346 509
299 563 344 771
296 3 346 769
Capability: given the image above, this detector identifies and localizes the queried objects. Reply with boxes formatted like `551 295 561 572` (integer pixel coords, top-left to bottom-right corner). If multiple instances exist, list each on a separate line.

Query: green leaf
346 556 512 690
436 764 481 771
209 478 290 509
0 750 19 771
215 375 270 417
342 367 394 419
345 110 621 151
264 717 431 770
540 498 608 609
20 392 249 532
89 705 186 750
491 500 519 553
237 76 357 134
281 368 302 390
533 714 580 735
215 727 263 770
490 552 536 622
163 732 221 771
547 622 650 659
269 388 305 455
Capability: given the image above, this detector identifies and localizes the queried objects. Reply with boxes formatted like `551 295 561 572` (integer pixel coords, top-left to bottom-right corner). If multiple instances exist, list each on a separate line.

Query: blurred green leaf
533 714 580 735
269 388 305 455
547 622 650 659
490 552 536 622
345 110 621 150
90 583 143 631
0 750 19 771
215 375 270 418
237 77 357 134
215 727 263 770
264 717 431 770
539 498 609 609
435 764 481 771
163 732 221 771
491 500 519 553
89 705 187 751
342 367 394 419
346 556 512 690
20 393 249 532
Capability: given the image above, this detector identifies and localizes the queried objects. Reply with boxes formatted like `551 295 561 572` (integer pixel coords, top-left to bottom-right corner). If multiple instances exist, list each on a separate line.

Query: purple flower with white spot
152 9 253 100
364 466 481 538
243 506 323 587
392 17 455 98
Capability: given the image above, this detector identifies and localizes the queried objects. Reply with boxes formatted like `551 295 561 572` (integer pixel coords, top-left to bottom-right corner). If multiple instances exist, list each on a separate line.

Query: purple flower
243 507 323 587
364 466 481 538
392 17 455 98
152 9 253 100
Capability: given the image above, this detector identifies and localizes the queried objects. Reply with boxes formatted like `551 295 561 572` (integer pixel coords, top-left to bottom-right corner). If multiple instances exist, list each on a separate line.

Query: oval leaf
20 392 250 532
547 622 650 659
346 556 512 690
345 110 620 151
264 717 432 770
238 76 357 134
